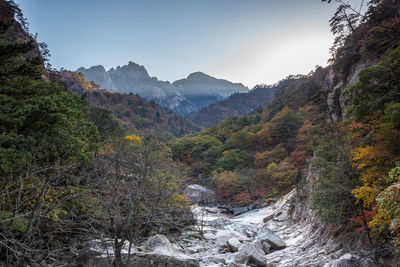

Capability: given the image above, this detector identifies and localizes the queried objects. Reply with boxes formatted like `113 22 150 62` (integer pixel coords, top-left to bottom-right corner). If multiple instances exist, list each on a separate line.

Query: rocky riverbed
84 188 375 266
176 189 369 267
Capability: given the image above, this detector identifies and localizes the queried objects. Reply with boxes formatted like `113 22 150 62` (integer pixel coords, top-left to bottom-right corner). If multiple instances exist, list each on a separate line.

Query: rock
208 218 227 228
331 254 359 267
204 256 226 264
184 245 205 254
184 184 217 204
256 227 286 250
123 253 199 267
79 250 199 267
262 213 274 223
143 234 179 256
203 233 216 240
226 238 242 252
262 242 271 254
232 207 248 216
215 232 240 247
205 207 219 213
226 263 247 267
234 243 267 266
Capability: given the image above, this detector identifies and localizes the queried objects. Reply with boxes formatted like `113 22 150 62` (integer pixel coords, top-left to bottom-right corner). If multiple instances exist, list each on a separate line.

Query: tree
216 149 247 171
311 125 361 224
370 162 400 243
0 3 100 264
344 46 400 122
88 136 193 266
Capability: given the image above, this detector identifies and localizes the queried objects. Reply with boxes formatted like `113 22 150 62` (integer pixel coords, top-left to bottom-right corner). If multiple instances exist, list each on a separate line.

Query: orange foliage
234 192 252 206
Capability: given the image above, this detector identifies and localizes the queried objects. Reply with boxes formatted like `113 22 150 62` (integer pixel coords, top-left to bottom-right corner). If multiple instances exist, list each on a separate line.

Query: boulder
256 227 286 250
144 234 179 256
262 242 271 254
208 218 227 228
232 207 248 216
234 243 267 266
204 256 226 264
122 253 199 267
331 254 359 267
78 249 199 267
184 245 206 254
252 240 263 251
184 184 217 204
214 230 243 247
226 238 242 252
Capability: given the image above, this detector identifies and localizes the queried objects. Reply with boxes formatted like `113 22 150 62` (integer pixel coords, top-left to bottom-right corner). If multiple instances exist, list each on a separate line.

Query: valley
1 0 400 266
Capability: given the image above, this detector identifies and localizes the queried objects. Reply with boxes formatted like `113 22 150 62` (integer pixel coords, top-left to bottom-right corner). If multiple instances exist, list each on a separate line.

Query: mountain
173 72 248 111
77 62 248 115
186 82 288 128
76 65 117 91
60 71 200 139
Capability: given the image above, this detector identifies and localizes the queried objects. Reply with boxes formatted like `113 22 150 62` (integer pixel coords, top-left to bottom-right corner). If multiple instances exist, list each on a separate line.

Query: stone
256 227 286 250
184 245 205 254
331 254 359 267
122 253 199 267
203 233 216 240
232 207 248 216
143 234 178 256
262 213 274 223
262 242 271 254
208 218 227 228
234 243 267 266
204 256 226 264
226 238 242 252
184 184 217 204
215 230 240 247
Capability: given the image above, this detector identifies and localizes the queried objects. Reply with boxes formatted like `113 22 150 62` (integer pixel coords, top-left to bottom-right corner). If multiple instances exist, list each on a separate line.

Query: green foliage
311 126 361 224
89 106 125 141
0 211 29 232
0 26 99 174
344 46 400 122
216 149 247 170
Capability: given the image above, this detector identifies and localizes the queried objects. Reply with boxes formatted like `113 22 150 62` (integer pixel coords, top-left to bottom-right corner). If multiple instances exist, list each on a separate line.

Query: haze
16 0 362 87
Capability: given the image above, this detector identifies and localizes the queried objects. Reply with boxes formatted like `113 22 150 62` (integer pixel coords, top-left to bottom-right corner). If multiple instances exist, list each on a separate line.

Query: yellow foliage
125 134 142 144
172 194 191 210
352 186 379 207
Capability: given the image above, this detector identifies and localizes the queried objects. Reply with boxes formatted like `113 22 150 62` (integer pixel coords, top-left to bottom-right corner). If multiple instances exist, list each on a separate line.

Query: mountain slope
173 72 248 111
60 71 199 139
171 0 400 264
185 81 294 128
77 62 248 115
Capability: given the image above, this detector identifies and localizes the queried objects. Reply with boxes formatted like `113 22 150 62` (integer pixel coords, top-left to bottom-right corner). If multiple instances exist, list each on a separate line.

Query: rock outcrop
184 184 218 204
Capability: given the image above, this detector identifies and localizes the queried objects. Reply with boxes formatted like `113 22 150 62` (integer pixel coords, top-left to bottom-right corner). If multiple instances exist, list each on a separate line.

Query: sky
15 0 363 88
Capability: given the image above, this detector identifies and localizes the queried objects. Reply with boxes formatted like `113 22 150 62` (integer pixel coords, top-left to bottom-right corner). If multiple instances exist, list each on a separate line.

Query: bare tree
87 136 194 266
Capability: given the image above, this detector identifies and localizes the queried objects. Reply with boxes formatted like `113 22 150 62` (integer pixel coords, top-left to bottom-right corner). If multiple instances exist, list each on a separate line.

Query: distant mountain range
77 62 248 115
60 71 199 138
185 82 288 128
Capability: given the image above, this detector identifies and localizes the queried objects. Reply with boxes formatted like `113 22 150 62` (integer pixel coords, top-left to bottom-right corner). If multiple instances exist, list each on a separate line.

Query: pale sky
16 0 365 87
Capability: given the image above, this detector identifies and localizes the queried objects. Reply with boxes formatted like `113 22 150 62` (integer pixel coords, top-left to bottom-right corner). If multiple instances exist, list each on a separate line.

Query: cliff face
77 63 248 115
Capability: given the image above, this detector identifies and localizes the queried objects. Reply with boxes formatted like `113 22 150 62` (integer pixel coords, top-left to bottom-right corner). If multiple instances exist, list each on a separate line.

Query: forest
1 0 400 266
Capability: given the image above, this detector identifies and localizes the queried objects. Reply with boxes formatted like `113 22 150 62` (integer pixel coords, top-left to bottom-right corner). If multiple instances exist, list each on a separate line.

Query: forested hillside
171 70 325 200
1 0 400 265
60 71 199 140
171 0 400 263
0 1 193 265
186 79 297 128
